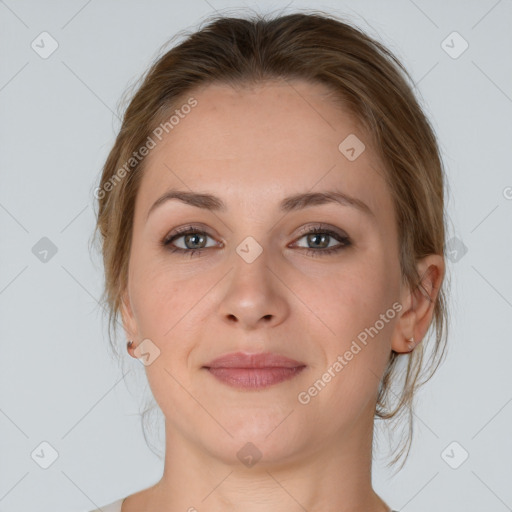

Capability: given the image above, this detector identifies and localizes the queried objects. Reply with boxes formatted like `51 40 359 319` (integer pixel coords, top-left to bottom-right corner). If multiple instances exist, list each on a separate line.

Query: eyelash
161 224 352 259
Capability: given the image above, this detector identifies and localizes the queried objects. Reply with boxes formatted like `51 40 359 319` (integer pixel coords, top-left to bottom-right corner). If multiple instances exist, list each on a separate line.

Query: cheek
130 269 205 406
129 260 216 371
307 259 387 332
307 272 396 417
130 240 193 320
130 273 175 333
313 253 397 368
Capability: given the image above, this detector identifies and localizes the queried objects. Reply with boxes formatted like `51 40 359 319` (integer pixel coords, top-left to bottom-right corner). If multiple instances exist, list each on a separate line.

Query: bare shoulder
116 485 158 512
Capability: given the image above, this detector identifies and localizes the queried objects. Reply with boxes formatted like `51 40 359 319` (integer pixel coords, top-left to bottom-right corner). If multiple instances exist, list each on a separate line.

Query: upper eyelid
164 224 349 246
165 223 346 237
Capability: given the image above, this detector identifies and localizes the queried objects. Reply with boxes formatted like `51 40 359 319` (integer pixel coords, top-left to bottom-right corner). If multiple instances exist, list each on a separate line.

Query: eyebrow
146 188 375 221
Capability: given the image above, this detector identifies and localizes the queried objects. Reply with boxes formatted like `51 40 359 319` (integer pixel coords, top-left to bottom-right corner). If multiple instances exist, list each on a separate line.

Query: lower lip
205 366 306 389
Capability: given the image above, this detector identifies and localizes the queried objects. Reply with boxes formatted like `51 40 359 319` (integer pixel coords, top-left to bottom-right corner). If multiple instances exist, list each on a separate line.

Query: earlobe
120 289 138 342
406 336 417 351
391 254 445 354
391 306 417 354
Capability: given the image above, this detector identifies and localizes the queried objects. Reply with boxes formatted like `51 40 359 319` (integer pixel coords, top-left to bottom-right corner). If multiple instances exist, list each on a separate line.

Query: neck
144 402 391 512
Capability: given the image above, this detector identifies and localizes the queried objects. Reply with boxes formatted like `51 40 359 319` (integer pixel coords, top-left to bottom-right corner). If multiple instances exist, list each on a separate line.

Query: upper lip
204 351 306 369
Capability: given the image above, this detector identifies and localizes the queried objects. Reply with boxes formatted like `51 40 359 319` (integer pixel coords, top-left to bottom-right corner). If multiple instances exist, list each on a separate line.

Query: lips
205 351 305 369
203 351 306 390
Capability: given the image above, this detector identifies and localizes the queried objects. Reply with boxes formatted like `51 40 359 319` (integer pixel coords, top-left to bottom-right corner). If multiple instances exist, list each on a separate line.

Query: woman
91 9 449 512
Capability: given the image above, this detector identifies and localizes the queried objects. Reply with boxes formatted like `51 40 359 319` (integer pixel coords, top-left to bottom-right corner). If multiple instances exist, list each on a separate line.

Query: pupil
186 233 205 249
309 233 328 248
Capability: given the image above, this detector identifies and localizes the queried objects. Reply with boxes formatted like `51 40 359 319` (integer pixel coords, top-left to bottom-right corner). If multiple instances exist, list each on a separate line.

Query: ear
120 288 139 348
391 254 445 354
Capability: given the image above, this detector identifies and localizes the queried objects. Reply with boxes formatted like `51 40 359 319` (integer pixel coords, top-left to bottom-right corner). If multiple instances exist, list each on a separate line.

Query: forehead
136 80 394 225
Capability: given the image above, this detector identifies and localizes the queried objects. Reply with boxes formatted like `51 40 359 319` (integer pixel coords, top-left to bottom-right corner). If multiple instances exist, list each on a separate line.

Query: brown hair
92 9 451 470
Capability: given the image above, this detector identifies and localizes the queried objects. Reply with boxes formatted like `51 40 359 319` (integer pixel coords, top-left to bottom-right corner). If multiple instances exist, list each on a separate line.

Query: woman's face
122 79 409 465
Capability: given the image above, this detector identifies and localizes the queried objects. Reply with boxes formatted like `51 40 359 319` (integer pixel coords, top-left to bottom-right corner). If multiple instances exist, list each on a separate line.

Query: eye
162 225 219 258
161 224 351 258
291 225 351 257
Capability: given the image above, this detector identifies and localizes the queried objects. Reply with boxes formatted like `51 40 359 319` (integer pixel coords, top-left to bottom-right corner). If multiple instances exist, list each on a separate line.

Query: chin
199 416 314 468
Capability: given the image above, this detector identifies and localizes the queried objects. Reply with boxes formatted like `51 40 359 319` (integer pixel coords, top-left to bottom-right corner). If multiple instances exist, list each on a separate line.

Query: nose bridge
230 232 272 288
235 231 267 264
225 204 292 291
223 199 274 266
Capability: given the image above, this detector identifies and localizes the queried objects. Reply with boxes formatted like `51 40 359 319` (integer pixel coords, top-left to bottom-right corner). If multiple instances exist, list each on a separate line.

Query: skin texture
120 79 444 512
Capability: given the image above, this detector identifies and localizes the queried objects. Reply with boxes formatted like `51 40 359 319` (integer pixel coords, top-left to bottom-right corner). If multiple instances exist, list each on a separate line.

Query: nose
217 248 290 330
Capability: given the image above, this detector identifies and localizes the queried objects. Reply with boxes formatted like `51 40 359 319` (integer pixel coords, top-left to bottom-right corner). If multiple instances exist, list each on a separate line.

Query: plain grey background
1 0 511 511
